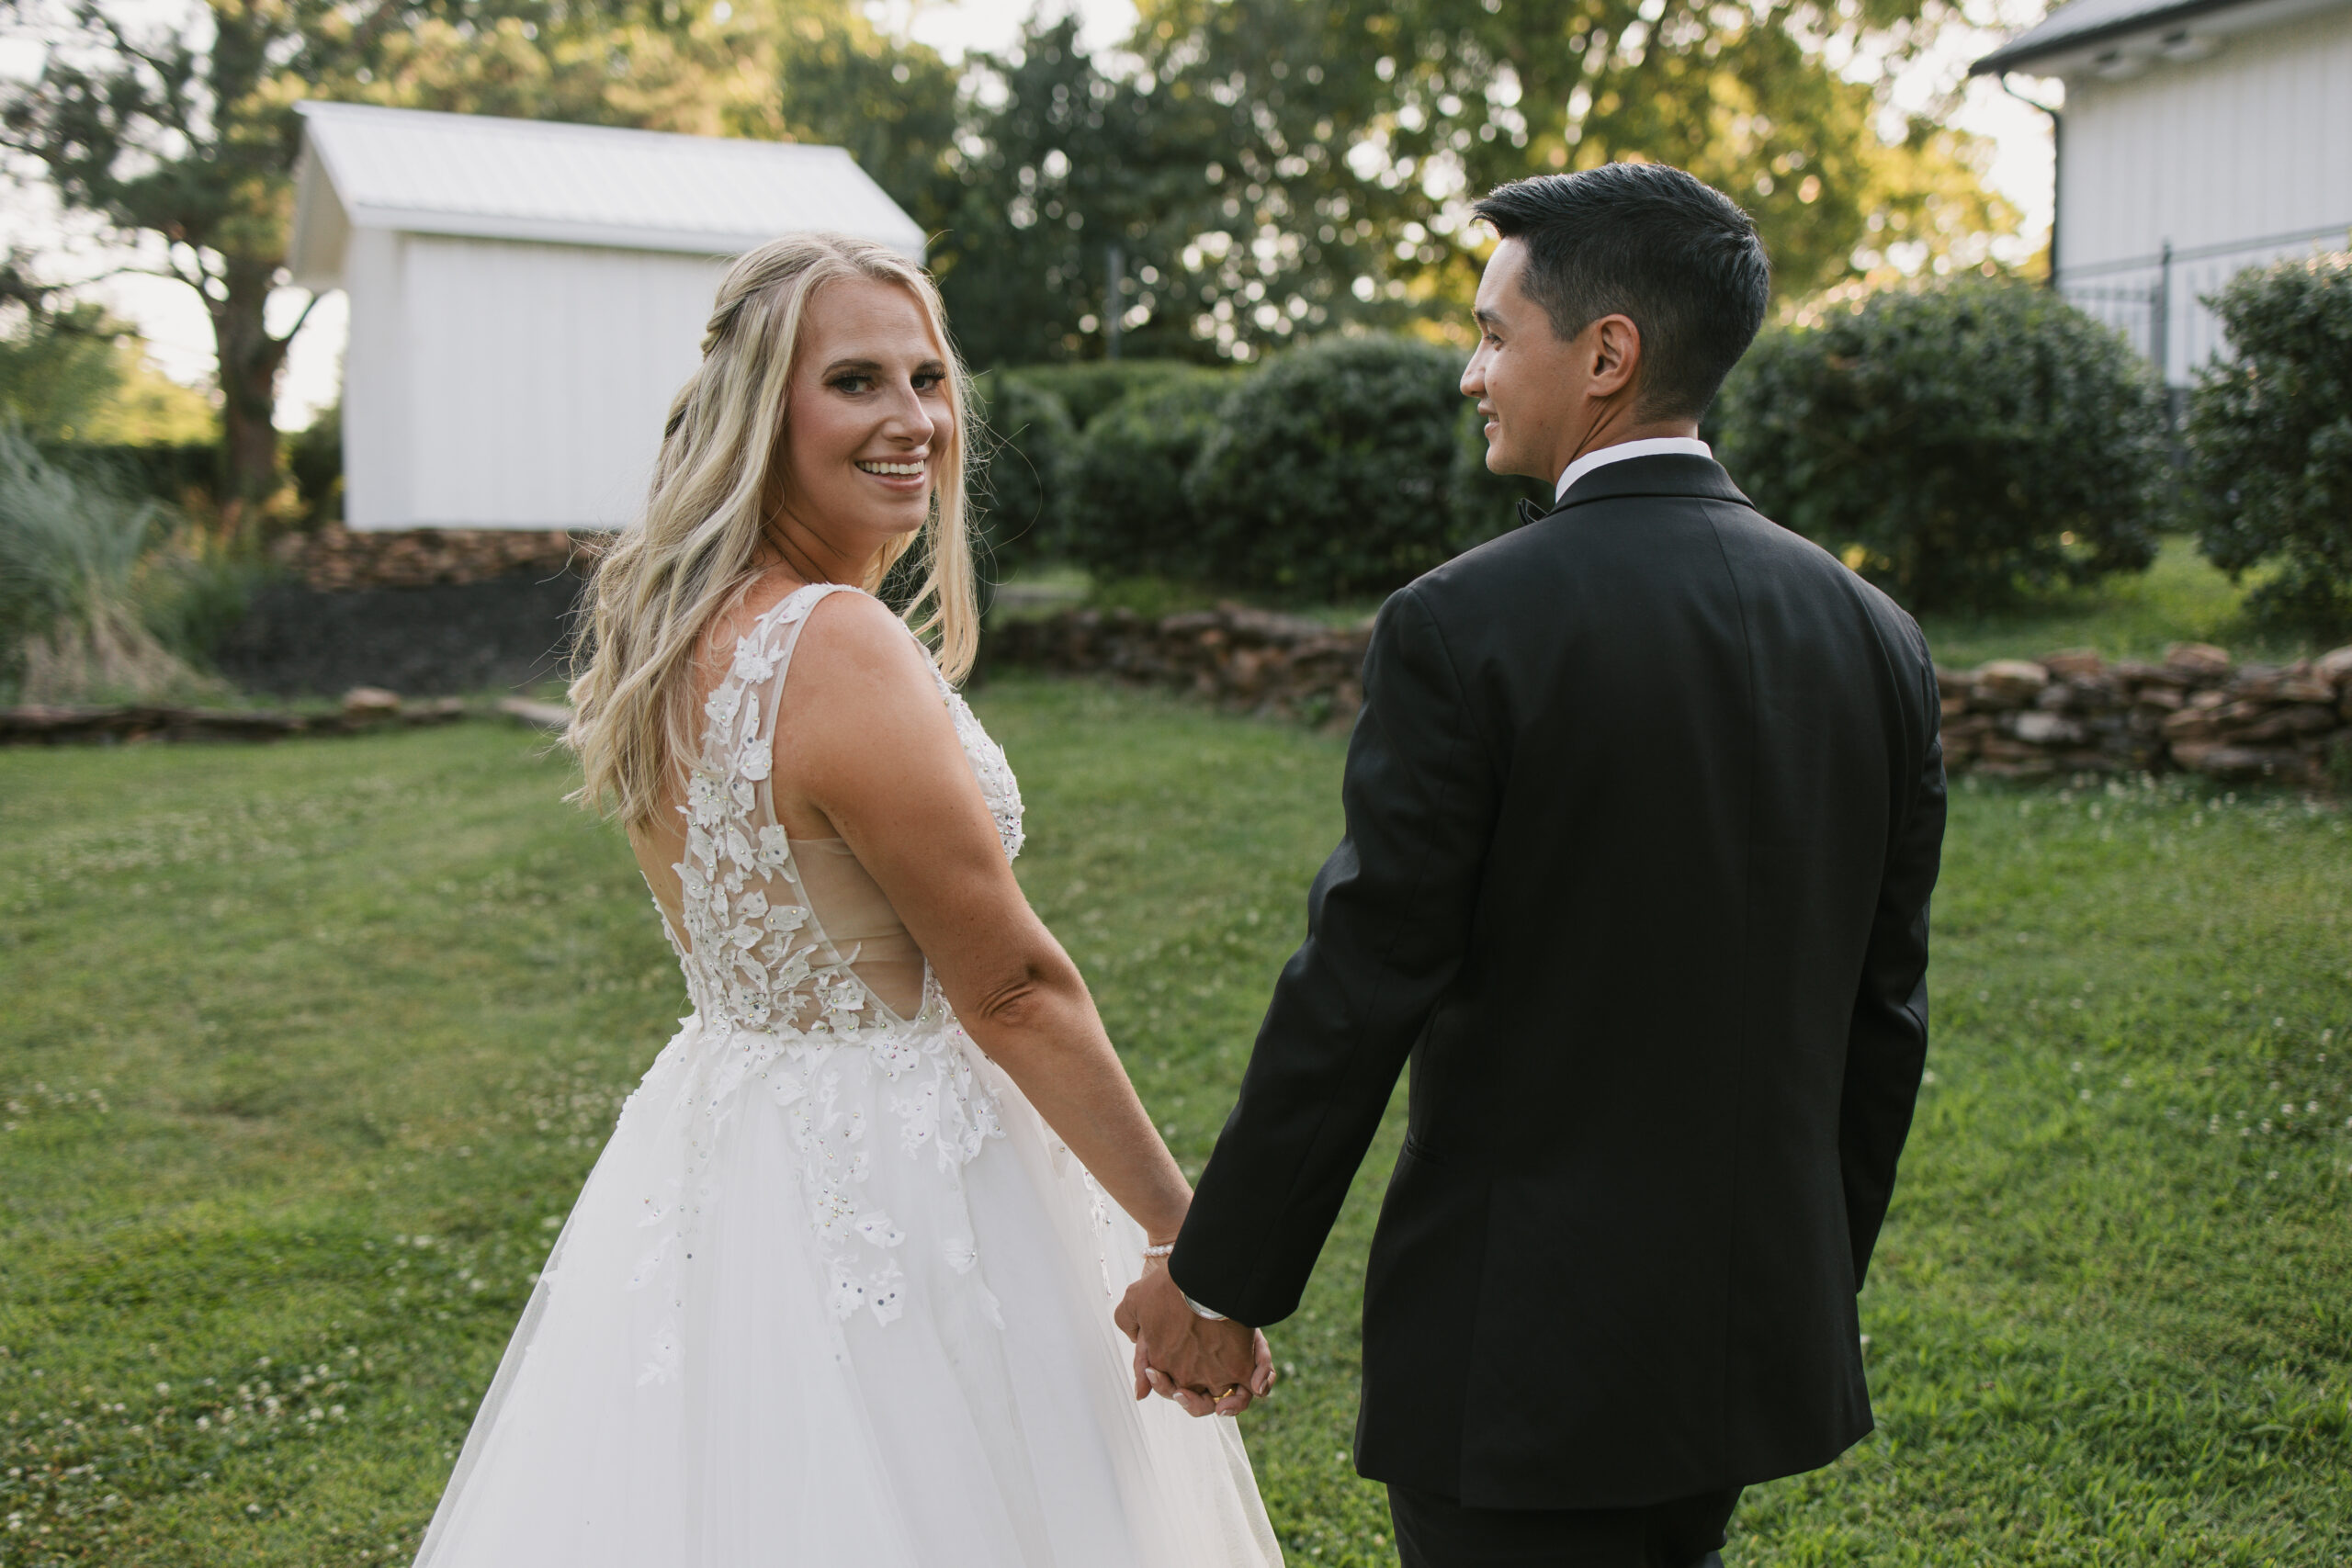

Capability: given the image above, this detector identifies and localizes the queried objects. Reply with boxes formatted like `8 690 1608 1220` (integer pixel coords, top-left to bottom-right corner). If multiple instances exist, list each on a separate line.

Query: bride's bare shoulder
789 586 936 697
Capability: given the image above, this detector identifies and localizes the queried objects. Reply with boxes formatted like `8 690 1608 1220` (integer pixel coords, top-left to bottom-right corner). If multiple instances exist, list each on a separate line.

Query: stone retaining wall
986 604 1373 726
270 525 599 592
1940 642 2352 786
988 605 2352 789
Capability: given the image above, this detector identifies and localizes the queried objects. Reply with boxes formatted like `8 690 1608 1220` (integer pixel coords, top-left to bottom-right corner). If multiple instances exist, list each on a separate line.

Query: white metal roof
288 101 924 286
1972 0 2349 74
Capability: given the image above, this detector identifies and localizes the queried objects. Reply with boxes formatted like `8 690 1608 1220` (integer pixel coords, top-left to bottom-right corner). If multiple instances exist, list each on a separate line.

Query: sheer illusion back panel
629 583 929 1024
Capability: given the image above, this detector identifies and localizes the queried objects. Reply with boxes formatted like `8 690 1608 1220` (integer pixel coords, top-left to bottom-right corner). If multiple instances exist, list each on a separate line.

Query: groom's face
1463 238 1590 482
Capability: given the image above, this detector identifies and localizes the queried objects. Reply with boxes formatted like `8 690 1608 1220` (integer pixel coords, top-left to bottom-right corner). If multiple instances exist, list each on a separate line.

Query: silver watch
1181 1292 1229 1322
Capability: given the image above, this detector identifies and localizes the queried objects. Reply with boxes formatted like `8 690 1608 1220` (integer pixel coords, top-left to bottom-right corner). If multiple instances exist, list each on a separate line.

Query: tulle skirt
414 1013 1283 1568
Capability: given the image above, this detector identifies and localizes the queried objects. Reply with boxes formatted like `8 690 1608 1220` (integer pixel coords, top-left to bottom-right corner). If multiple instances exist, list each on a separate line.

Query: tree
1133 0 2011 312
0 0 830 529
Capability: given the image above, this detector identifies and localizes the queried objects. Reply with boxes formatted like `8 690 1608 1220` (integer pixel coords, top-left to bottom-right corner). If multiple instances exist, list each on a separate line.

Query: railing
2058 223 2350 387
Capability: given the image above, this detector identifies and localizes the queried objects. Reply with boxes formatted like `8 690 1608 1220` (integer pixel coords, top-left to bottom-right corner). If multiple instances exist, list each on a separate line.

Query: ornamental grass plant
0 423 229 705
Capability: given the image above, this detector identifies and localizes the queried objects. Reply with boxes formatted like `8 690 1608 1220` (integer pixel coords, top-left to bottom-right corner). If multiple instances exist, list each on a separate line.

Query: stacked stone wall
989 606 2352 789
1939 643 2352 786
270 525 598 592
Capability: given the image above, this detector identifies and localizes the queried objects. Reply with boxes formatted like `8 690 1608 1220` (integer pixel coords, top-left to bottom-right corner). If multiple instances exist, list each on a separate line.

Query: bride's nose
881 380 936 446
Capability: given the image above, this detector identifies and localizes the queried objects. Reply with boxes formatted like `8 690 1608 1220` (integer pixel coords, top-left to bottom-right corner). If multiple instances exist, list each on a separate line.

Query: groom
1118 162 1946 1566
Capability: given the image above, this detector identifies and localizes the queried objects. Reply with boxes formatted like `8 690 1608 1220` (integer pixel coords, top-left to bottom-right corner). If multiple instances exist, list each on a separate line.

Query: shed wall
2056 5 2352 380
345 231 726 530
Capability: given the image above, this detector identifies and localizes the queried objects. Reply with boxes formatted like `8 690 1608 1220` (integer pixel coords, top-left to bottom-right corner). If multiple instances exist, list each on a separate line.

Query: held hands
1114 1254 1275 1418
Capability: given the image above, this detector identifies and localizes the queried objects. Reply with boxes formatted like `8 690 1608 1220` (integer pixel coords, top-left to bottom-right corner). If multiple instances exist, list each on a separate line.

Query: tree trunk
209 254 293 545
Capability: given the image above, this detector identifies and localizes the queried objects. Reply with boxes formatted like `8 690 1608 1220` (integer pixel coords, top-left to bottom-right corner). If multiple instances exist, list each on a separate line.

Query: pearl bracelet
1141 1242 1175 1258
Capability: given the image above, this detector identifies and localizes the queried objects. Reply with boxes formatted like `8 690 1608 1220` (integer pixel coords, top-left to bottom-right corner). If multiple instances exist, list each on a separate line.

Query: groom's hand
1114 1260 1275 1417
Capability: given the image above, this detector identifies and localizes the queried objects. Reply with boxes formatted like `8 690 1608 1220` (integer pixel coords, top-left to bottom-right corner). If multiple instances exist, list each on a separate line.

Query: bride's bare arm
774 592 1192 1242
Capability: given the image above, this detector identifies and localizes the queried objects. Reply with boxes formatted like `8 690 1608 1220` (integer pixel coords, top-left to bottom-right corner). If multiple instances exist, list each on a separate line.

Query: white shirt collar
1554 436 1713 502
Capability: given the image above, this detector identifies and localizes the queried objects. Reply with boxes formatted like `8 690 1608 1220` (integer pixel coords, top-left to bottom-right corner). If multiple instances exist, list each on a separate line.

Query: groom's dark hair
1474 163 1770 421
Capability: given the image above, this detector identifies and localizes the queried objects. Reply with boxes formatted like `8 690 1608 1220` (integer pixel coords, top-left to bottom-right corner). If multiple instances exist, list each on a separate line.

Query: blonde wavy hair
567 232 979 829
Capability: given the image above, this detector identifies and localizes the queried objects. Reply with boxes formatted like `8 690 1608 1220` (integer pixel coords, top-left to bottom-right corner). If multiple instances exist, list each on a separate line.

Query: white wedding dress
415 582 1283 1568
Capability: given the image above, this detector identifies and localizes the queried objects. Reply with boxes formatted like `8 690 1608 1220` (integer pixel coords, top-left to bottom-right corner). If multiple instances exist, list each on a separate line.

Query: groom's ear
1583 314 1645 400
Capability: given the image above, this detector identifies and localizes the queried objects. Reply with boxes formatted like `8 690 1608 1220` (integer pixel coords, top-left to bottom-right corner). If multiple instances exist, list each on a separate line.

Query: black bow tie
1516 497 1551 528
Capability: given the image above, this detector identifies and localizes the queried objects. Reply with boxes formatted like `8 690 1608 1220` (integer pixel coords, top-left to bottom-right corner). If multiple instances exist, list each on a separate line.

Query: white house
1972 0 2352 384
288 103 925 532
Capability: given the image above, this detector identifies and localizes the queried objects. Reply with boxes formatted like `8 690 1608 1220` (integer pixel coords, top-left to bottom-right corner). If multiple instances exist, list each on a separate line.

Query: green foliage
970 375 1079 577
2186 254 2352 630
5 694 2352 1563
1004 360 1227 431
1187 335 1486 599
1063 371 1237 583
0 299 124 440
286 405 344 527
1447 400 1548 550
135 531 270 669
1133 0 2014 316
41 440 222 508
1717 283 2166 612
0 426 158 655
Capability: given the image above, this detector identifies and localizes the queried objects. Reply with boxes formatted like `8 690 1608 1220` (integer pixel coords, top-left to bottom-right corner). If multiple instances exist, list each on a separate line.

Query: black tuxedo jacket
1170 454 1946 1509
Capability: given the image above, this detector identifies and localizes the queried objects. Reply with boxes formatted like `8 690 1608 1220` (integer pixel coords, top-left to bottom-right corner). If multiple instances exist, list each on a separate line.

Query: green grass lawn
1899 536 2334 671
3 681 2348 1566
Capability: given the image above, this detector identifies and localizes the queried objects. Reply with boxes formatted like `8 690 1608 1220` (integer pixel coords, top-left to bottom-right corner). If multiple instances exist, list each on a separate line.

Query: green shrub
2185 253 2352 628
1448 400 1547 551
969 375 1077 577
1062 371 1237 584
1716 282 2166 612
136 530 267 669
1001 360 1218 432
287 405 343 526
1186 335 1492 600
37 439 220 507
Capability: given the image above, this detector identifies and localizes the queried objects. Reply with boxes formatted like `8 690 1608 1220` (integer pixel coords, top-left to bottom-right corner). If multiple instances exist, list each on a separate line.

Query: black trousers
1387 1483 1740 1568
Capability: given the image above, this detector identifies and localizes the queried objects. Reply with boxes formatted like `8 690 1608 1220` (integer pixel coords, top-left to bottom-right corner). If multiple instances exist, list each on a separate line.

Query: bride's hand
1119 1256 1277 1417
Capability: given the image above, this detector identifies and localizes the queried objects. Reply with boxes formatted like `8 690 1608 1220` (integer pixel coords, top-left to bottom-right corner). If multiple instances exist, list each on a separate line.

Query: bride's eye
911 371 944 392
831 374 873 395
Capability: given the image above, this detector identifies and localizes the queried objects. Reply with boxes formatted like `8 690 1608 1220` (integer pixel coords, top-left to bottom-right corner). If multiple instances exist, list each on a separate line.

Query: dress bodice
644 581 1025 1047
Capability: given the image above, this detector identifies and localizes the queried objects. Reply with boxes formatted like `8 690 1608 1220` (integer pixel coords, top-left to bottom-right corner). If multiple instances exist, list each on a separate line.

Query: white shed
288 103 926 531
1972 0 2352 385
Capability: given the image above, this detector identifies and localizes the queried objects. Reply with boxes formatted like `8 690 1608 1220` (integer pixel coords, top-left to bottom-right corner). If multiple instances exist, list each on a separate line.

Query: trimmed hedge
1448 400 1547 553
1062 371 1237 584
1187 335 1493 600
35 439 220 507
2186 253 2352 627
1717 282 2166 612
1001 360 1221 432
969 376 1077 577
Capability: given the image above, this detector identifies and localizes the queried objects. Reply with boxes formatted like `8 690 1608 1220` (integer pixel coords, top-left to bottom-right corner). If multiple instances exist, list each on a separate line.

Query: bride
413 232 1281 1567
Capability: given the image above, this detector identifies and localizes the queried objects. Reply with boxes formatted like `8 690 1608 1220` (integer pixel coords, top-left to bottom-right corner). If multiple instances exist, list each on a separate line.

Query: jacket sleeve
1170 584 1500 1325
1838 634 1947 1290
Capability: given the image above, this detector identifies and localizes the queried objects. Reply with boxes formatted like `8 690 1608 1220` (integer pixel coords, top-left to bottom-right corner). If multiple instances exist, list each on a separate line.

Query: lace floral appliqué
633 585 1024 1330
